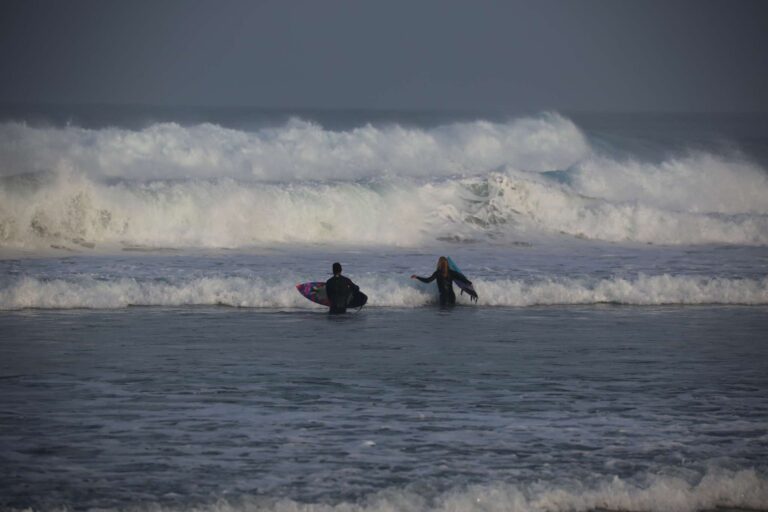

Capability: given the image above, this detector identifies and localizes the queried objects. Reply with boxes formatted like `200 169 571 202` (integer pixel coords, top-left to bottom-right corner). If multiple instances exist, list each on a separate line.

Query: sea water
0 108 767 512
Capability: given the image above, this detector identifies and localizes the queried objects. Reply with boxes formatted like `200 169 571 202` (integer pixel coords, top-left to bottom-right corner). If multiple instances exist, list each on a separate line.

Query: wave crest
2 274 766 310
0 113 587 181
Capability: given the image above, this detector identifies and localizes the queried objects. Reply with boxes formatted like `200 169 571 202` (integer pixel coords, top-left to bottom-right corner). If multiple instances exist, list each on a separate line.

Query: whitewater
1 112 768 251
1 109 767 512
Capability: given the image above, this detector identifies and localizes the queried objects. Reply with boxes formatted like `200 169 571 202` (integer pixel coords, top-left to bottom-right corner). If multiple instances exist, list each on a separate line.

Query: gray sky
1 0 767 112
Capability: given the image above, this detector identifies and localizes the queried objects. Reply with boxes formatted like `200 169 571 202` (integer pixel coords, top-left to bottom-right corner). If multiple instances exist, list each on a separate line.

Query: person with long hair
411 256 461 306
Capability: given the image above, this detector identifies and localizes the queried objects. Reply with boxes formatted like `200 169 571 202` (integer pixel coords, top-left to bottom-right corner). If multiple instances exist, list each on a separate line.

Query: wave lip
1 274 766 310
0 113 588 181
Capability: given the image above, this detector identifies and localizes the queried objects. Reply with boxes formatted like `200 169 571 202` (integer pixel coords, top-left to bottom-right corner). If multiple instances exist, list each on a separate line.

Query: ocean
0 107 767 512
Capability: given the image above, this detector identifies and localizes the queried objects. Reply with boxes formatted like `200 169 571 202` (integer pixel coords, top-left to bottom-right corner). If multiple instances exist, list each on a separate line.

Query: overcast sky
1 0 767 112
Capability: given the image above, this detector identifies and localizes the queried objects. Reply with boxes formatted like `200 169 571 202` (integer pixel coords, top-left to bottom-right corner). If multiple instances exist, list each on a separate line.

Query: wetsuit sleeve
415 271 437 283
344 277 359 292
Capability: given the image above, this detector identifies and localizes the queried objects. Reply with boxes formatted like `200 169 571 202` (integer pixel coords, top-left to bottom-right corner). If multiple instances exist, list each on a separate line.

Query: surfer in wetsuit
325 262 360 314
411 256 461 306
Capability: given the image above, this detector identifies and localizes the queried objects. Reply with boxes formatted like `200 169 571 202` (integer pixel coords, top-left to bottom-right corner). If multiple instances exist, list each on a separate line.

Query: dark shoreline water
1 306 767 510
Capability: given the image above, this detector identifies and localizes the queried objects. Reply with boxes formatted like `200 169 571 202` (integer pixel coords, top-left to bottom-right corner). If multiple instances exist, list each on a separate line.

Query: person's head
436 256 449 277
332 262 342 275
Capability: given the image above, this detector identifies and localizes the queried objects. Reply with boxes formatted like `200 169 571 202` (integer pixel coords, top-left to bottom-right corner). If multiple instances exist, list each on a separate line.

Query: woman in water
411 256 461 306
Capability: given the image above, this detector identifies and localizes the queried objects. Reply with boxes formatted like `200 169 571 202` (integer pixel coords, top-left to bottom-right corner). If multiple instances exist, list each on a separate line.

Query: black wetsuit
415 270 458 306
325 274 360 314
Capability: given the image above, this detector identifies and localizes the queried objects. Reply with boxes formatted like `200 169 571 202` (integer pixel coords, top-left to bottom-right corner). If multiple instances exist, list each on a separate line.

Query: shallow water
1 305 767 511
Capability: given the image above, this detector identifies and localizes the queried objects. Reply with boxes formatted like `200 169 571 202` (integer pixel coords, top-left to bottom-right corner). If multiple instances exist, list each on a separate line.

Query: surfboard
296 281 330 306
296 282 367 309
446 257 479 302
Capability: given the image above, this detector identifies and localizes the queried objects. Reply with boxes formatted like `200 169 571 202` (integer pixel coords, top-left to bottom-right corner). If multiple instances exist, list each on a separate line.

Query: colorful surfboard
296 281 367 309
296 281 330 306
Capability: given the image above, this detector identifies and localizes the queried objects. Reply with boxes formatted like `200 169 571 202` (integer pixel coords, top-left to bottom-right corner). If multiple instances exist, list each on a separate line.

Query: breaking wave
2 274 766 310
1 114 767 249
0 113 588 181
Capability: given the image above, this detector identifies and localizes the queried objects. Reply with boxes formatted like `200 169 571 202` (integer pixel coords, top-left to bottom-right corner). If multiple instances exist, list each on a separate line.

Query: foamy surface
2 113 768 249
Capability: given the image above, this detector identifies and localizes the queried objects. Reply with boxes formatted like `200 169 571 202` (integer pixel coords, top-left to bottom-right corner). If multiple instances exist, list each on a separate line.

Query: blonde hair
436 256 449 277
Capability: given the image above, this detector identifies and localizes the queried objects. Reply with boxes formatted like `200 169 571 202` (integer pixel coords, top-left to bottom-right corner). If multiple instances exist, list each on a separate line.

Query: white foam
3 468 764 512
2 166 768 249
440 468 768 512
2 115 768 248
475 274 768 306
0 173 435 248
1 274 765 310
462 168 768 245
570 152 768 215
0 113 588 181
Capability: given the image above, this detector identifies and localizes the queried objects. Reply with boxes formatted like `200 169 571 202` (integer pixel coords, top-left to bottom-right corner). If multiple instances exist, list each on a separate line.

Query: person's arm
345 276 359 293
411 271 437 283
